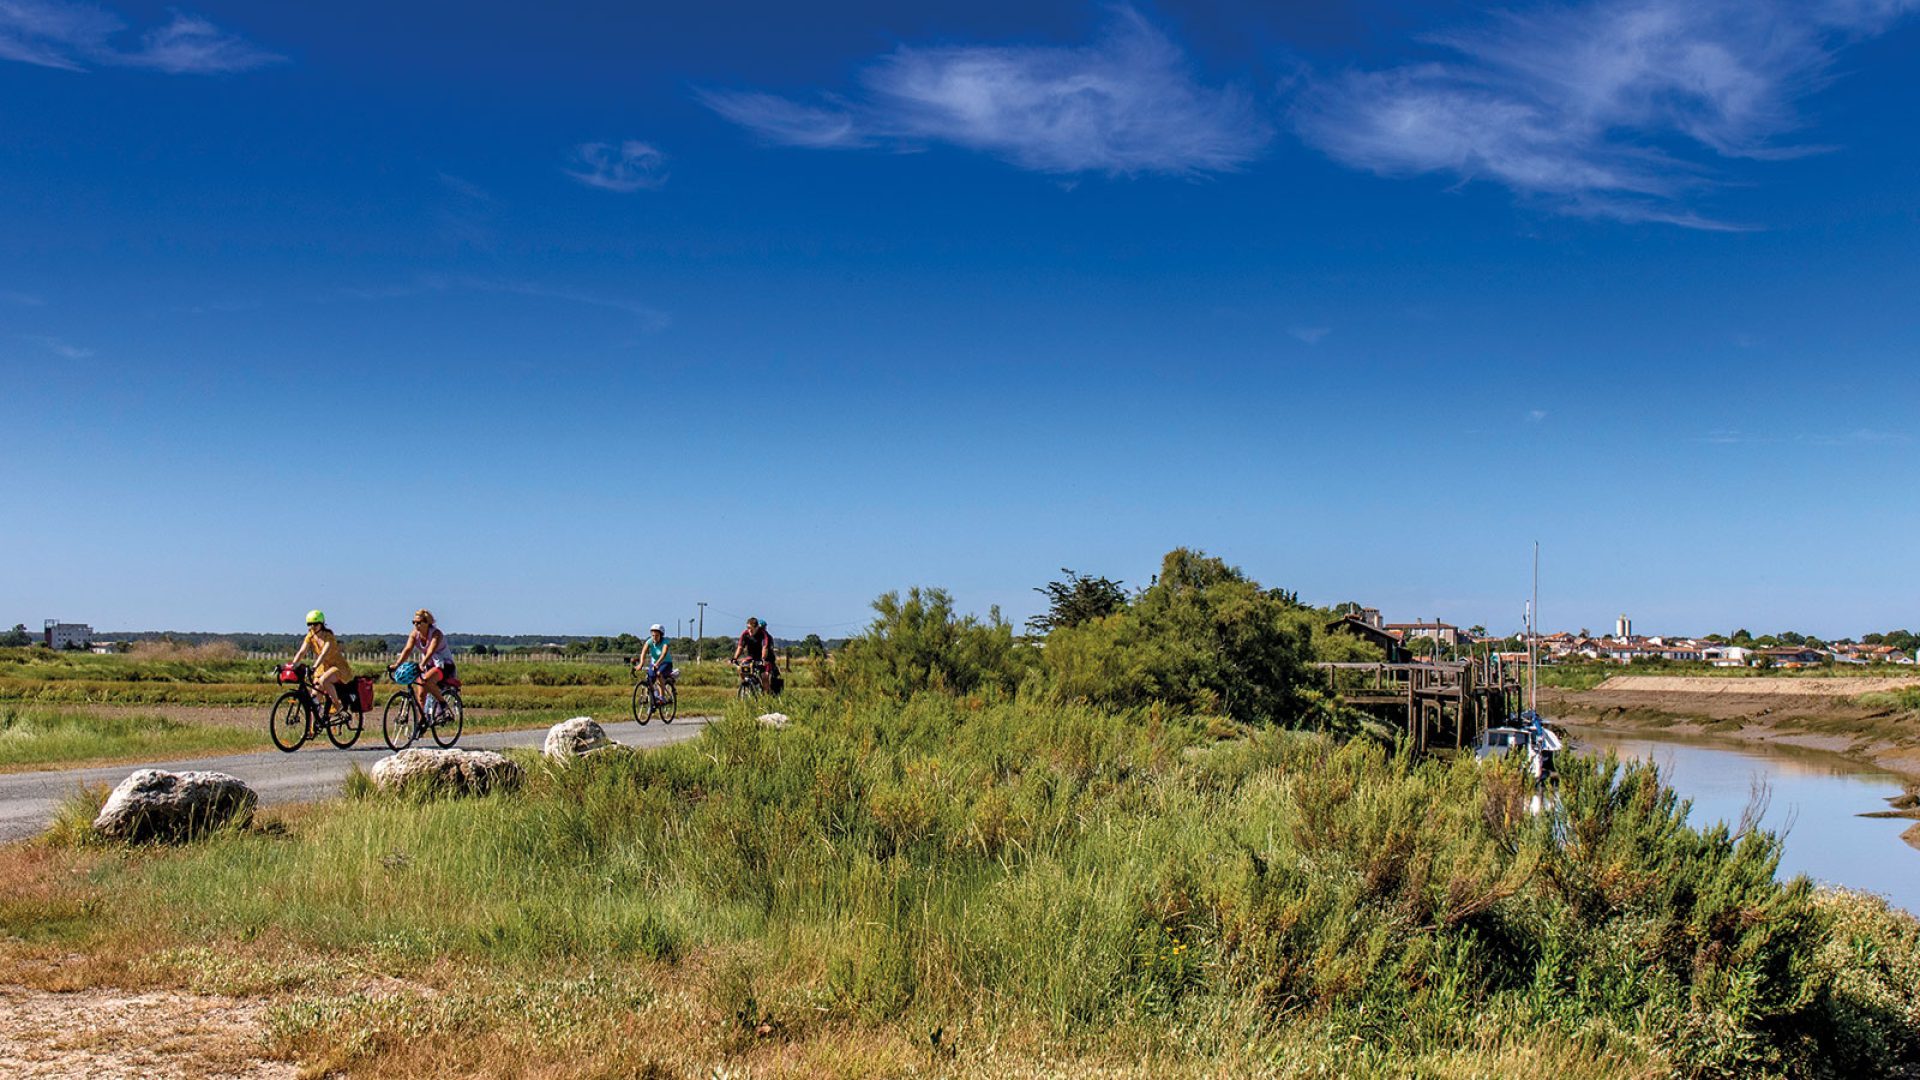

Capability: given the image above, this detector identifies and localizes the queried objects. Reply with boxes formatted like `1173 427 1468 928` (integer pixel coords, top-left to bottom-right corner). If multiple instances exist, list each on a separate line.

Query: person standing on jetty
392 609 456 718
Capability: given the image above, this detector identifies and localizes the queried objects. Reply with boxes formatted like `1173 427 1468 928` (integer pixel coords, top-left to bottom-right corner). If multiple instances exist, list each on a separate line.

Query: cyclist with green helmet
289 610 354 718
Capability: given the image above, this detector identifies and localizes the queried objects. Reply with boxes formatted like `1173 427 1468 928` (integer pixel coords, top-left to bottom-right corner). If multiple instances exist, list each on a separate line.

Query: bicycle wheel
657 680 677 723
326 702 362 749
432 689 464 747
631 680 649 725
737 675 760 702
382 691 418 751
269 691 310 752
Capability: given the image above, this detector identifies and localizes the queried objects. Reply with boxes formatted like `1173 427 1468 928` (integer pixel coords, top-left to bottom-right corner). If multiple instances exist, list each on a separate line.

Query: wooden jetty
1315 659 1525 752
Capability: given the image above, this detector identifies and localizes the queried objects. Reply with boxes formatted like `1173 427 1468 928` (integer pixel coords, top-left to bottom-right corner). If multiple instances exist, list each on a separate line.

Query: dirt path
0 985 295 1079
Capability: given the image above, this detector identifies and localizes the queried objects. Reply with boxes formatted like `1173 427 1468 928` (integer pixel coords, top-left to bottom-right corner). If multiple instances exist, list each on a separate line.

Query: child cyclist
634 624 674 701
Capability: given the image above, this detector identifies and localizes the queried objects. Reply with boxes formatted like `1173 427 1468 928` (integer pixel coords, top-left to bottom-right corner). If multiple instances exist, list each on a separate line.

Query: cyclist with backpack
733 617 777 695
289 610 353 718
391 608 456 718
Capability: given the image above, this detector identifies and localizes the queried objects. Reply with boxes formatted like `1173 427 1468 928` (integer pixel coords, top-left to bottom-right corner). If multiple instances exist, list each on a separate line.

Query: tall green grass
0 705 260 768
29 696 1919 1076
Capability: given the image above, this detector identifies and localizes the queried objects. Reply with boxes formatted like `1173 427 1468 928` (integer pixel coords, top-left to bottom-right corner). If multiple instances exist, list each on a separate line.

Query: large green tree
1026 568 1128 634
1041 548 1320 724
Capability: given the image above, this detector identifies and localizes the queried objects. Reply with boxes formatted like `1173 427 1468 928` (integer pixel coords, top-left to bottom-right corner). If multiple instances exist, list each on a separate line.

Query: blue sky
3 0 1918 639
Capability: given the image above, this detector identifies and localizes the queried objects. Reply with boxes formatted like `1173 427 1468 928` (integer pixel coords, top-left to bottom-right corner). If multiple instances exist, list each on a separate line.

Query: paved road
0 718 712 843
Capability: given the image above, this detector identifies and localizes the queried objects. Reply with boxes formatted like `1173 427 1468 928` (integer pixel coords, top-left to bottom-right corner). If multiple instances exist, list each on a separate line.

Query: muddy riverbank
1542 673 1920 782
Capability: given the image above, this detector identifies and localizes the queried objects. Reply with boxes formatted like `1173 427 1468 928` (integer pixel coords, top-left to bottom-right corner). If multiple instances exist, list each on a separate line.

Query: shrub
1042 548 1322 724
827 587 1030 698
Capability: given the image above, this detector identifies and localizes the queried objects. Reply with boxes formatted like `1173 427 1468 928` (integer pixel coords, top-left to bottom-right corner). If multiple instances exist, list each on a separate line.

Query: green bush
1041 548 1322 724
826 587 1031 698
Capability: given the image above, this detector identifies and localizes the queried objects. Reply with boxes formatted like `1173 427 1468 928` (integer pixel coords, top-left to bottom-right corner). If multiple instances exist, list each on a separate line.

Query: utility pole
696 602 707 663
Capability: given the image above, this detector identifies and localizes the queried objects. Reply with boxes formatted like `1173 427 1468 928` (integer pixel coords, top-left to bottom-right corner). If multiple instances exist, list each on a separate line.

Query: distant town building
1615 614 1632 638
42 620 93 650
1386 621 1461 646
1327 612 1410 662
1703 645 1755 667
1760 646 1829 668
1831 643 1914 665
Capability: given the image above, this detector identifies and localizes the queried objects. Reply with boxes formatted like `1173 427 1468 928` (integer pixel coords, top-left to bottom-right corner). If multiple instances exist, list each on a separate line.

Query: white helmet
649 624 664 633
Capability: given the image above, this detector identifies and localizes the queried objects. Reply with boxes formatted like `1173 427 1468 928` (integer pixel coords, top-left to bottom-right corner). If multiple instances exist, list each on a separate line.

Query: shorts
426 661 457 681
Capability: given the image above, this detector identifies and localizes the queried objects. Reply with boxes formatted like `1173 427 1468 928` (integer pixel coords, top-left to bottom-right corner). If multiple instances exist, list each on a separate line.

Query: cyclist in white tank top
392 609 456 716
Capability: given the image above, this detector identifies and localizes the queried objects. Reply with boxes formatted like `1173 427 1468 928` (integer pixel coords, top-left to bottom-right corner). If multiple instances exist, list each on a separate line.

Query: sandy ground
1591 674 1920 697
0 985 295 1079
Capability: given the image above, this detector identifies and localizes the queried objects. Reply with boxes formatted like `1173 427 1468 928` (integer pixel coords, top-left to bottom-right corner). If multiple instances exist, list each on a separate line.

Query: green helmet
305 610 326 625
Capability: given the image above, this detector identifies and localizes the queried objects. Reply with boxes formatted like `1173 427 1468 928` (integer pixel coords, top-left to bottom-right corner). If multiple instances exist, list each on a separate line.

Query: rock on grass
371 748 523 797
92 769 256 842
543 716 613 760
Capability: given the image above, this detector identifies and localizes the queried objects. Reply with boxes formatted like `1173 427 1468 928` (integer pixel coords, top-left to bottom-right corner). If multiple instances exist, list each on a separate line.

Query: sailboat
1472 542 1563 814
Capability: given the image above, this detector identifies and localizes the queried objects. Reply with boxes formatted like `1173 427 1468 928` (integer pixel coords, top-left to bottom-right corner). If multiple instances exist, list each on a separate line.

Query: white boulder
371 748 523 796
543 716 613 759
757 712 790 729
93 769 256 842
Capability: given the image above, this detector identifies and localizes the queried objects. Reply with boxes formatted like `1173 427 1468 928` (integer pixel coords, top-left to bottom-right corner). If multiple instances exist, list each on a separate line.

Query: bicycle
627 657 677 725
381 663 465 751
735 659 767 701
268 662 366 752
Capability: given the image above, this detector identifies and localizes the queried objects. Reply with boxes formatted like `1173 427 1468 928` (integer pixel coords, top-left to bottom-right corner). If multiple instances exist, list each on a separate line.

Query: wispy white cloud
699 92 870 150
700 7 1269 177
0 0 115 70
168 299 259 315
1527 409 1549 423
1288 325 1331 345
121 11 281 73
564 141 669 193
0 289 44 306
0 2 281 74
1693 429 1751 444
1807 428 1909 446
1691 427 1910 445
1294 0 1918 227
338 274 670 333
22 334 93 358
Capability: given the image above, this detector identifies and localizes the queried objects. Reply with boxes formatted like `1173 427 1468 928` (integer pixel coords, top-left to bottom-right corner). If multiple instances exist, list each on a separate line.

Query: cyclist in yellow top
290 610 353 716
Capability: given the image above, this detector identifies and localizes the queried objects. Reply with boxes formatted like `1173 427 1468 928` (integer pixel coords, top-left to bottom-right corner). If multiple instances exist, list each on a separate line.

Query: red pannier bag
354 676 375 713
276 663 301 685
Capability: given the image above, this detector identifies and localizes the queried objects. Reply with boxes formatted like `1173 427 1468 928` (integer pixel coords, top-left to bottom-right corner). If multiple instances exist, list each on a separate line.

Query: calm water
1570 728 1918 914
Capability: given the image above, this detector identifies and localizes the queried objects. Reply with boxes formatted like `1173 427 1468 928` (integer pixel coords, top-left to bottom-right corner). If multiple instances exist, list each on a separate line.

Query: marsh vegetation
3 550 1917 1077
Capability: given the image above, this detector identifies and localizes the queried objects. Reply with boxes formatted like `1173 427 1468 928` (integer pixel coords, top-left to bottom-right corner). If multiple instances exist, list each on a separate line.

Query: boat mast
1529 541 1540 716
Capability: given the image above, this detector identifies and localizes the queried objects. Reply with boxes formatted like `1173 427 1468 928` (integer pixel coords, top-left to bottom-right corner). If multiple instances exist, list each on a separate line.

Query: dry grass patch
0 984 294 1079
